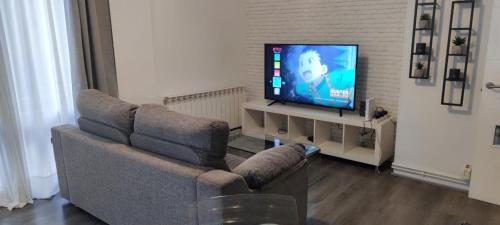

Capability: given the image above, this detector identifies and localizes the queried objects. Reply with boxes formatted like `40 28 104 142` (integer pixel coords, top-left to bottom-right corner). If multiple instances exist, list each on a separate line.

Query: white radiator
163 87 247 129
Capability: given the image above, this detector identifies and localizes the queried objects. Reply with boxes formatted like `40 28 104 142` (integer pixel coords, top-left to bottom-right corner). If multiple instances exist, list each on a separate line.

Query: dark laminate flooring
2 149 500 225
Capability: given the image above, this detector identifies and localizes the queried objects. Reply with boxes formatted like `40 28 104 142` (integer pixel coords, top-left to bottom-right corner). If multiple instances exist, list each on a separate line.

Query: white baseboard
392 164 469 192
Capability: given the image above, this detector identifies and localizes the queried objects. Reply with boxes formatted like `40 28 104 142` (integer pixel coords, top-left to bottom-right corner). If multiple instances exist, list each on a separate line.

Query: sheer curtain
0 0 76 210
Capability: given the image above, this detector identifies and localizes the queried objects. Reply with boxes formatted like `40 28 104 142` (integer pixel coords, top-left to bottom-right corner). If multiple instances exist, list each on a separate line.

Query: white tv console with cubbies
242 100 395 167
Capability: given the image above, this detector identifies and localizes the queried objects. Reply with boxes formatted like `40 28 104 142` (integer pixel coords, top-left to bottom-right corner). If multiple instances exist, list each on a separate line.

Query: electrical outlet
463 165 472 181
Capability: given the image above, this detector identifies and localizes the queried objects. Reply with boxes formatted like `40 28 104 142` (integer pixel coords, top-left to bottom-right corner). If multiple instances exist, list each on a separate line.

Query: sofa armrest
51 124 79 201
196 170 250 224
231 144 308 225
197 170 250 199
232 143 307 190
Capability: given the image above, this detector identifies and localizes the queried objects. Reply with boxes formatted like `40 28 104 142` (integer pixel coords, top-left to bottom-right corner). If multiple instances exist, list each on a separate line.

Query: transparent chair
198 194 299 225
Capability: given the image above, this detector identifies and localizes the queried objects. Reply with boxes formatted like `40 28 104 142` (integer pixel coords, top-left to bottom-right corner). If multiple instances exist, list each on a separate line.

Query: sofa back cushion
131 104 229 170
77 89 138 144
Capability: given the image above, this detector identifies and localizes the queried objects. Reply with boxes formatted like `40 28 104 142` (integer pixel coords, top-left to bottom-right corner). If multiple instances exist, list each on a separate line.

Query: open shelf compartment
242 108 265 137
264 112 289 140
289 116 315 145
343 125 376 165
314 120 344 156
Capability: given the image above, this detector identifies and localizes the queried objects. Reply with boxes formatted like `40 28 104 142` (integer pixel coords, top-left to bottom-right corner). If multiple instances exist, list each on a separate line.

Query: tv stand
241 100 395 167
267 100 286 106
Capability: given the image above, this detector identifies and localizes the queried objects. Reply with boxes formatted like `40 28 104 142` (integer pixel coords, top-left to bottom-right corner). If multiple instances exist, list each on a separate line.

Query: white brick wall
245 0 408 115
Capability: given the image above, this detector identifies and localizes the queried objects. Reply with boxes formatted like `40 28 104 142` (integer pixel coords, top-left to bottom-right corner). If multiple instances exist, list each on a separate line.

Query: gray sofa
51 90 308 225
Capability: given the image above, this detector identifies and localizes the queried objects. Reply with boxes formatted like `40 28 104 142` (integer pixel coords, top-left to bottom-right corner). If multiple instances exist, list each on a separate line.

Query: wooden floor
2 153 500 225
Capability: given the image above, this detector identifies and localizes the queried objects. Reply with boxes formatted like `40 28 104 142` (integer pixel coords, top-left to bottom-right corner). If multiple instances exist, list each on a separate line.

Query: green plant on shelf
416 62 425 70
414 61 427 78
420 13 431 21
452 36 466 46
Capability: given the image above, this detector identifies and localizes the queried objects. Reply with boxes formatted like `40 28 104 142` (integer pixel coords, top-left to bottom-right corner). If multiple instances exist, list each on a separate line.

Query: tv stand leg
339 109 343 117
267 100 286 107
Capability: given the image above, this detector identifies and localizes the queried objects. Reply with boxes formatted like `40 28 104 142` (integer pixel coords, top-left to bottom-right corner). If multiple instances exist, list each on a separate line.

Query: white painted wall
109 0 245 104
109 0 158 104
394 0 494 189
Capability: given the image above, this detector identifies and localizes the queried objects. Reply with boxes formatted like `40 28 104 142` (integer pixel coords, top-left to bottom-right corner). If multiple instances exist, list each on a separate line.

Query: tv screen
265 44 358 110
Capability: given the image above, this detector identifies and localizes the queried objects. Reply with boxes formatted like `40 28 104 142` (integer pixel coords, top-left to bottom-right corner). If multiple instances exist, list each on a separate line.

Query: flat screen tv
265 44 358 111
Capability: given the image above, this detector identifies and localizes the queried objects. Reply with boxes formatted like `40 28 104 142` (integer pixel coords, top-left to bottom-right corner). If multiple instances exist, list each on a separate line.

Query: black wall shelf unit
440 0 475 106
409 0 437 79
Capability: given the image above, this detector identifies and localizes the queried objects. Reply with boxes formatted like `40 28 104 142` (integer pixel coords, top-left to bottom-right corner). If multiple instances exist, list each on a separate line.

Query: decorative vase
449 69 461 80
419 20 431 29
416 43 427 54
452 45 465 55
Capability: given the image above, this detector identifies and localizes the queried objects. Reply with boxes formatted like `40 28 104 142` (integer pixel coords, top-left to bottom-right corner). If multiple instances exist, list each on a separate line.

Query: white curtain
0 0 76 210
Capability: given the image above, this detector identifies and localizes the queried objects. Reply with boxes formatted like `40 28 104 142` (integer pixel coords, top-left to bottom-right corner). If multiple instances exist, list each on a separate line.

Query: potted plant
451 36 466 55
414 61 427 78
419 13 432 29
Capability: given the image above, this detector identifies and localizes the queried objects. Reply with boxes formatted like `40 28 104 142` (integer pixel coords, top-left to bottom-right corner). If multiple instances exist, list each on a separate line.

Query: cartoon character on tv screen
293 47 356 109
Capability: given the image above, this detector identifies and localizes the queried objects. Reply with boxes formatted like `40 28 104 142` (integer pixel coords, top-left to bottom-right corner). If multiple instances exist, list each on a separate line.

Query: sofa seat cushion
232 144 306 189
131 104 230 170
76 89 138 144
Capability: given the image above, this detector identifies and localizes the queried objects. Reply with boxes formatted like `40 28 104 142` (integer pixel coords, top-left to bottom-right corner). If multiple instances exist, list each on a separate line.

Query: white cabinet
242 100 396 167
